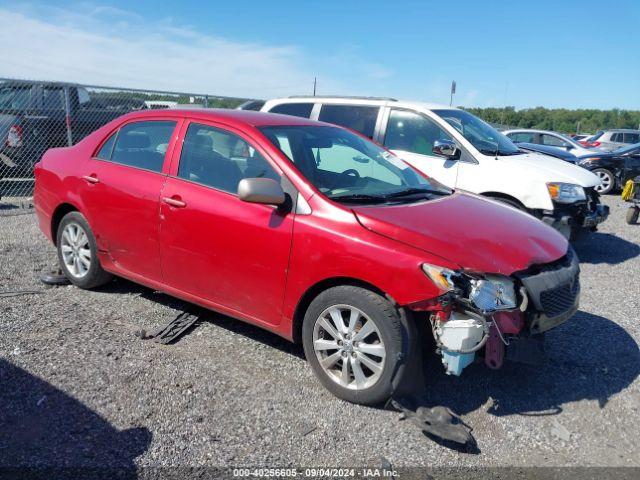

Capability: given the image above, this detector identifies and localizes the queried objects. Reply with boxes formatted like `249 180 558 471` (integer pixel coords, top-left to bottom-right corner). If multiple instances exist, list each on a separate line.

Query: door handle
82 174 99 184
162 196 187 208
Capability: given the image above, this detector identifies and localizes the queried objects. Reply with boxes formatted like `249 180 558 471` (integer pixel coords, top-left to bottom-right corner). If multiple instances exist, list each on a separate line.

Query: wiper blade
329 193 388 204
383 187 447 198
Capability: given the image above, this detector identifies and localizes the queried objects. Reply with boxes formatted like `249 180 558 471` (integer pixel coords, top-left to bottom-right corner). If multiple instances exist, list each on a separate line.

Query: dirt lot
1 195 639 474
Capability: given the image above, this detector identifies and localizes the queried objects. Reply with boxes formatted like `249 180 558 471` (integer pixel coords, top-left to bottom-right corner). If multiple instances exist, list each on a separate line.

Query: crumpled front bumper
515 248 581 334
540 189 609 236
582 203 609 228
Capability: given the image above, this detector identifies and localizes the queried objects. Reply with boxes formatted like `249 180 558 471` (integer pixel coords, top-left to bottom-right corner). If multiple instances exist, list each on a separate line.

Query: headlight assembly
469 275 517 312
547 182 586 203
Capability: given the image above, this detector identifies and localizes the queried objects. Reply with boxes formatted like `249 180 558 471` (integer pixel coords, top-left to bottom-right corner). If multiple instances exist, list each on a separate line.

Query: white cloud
0 5 350 98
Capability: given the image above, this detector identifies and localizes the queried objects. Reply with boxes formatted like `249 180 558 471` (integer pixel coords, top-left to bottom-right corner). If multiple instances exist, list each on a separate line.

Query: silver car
585 129 640 152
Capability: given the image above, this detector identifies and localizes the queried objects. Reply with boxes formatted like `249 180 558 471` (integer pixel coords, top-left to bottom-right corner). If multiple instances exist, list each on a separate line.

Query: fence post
63 87 73 146
204 95 209 108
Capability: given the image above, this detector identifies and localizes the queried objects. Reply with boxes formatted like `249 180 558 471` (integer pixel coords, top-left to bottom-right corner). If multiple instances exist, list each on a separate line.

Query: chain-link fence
0 78 252 204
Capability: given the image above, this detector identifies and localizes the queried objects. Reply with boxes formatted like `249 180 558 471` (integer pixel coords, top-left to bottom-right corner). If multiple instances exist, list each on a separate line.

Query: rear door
158 120 294 326
79 118 180 282
317 104 382 139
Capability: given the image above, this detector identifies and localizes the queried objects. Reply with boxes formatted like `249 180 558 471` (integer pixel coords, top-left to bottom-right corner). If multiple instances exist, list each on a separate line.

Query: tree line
463 106 640 134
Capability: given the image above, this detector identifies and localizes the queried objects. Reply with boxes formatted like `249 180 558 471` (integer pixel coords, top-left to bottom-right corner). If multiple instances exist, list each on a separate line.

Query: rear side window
623 133 639 143
610 133 622 142
109 121 176 172
178 123 279 194
95 133 116 160
318 105 379 138
269 103 314 118
384 109 453 156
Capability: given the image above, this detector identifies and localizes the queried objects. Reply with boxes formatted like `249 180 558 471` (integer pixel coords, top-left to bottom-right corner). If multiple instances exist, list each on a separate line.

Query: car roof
603 128 640 133
119 108 322 128
267 96 453 111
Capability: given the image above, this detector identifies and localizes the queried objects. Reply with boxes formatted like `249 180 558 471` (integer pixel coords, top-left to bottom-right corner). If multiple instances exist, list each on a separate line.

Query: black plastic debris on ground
136 311 200 345
389 397 477 452
39 266 71 286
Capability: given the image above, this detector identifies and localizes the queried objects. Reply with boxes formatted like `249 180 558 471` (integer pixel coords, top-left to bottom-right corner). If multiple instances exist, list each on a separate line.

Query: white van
259 97 609 239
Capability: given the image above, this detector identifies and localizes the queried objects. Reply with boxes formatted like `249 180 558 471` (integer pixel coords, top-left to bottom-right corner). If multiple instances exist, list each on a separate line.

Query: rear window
318 105 379 138
269 103 314 118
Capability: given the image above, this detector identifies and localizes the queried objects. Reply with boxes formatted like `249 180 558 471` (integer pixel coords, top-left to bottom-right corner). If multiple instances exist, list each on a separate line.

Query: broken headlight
421 263 458 292
469 275 517 313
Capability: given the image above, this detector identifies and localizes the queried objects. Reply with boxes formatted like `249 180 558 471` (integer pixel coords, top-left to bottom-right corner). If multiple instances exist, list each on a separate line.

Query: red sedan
34 109 579 404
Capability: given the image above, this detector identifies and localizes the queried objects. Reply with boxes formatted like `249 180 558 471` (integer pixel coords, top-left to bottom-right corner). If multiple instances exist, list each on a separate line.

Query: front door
381 108 459 188
159 120 294 327
79 119 179 282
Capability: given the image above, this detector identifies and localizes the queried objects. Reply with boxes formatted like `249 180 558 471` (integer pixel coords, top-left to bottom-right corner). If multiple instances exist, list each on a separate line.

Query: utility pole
449 80 456 106
313 77 317 96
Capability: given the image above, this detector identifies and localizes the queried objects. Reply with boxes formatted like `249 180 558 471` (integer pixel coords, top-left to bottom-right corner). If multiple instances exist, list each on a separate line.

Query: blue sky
1 0 638 109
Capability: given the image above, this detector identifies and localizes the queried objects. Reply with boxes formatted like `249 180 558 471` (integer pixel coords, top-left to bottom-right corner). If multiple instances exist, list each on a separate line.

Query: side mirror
238 178 286 206
432 139 461 160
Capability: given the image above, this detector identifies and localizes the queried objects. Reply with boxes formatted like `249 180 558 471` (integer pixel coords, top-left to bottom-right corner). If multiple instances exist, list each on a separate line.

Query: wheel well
51 203 78 245
291 277 387 344
481 192 526 210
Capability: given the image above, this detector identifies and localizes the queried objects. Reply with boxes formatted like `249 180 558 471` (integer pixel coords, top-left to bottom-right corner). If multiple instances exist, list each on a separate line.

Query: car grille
539 274 580 317
515 247 580 319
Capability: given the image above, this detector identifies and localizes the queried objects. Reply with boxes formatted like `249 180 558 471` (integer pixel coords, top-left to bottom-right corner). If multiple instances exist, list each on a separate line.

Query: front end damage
412 248 580 375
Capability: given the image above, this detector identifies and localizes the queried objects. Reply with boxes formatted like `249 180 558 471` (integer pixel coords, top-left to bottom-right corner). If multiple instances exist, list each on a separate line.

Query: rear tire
626 206 640 225
592 168 615 194
56 211 113 289
302 286 409 405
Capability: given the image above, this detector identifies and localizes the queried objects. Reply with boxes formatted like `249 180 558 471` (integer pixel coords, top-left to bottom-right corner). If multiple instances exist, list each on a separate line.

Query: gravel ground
0 195 639 474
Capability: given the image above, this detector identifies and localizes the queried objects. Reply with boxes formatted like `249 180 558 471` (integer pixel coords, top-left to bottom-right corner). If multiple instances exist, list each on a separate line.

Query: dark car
0 80 144 197
514 142 579 163
577 143 640 194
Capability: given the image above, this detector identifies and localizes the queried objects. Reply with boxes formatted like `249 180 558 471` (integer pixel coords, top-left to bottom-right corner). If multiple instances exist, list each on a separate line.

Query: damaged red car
34 109 580 405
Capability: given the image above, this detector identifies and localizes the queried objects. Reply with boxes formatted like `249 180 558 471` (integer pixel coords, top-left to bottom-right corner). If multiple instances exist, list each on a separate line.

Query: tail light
584 141 601 148
6 125 23 147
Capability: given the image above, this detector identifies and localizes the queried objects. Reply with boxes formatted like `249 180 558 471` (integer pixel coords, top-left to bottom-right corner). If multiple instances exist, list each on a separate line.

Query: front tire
302 286 409 405
592 168 615 194
56 211 112 289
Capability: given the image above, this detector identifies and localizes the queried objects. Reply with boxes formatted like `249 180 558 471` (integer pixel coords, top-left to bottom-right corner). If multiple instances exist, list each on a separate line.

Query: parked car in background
513 142 578 163
503 129 597 157
572 134 592 142
577 143 640 194
236 99 265 111
580 129 640 151
34 109 582 405
261 97 608 239
0 79 144 197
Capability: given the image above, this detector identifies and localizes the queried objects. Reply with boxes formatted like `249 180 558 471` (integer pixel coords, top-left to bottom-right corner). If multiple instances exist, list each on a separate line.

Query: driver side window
384 110 453 156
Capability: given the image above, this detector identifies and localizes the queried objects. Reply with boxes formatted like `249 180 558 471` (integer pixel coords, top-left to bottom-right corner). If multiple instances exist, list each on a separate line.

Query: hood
352 192 568 275
500 152 601 187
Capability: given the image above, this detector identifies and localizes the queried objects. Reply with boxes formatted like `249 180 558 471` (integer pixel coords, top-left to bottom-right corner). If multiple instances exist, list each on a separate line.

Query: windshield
259 125 451 204
432 109 521 156
0 86 31 110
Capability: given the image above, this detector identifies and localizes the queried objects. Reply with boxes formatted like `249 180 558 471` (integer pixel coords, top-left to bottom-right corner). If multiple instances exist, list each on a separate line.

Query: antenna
313 77 317 96
449 80 456 106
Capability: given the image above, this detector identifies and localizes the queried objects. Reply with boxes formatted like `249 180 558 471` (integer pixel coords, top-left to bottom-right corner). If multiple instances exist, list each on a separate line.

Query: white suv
260 97 609 239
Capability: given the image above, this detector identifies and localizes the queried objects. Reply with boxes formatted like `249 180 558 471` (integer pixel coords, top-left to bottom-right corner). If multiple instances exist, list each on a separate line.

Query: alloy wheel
60 222 92 278
312 304 386 390
594 169 613 193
